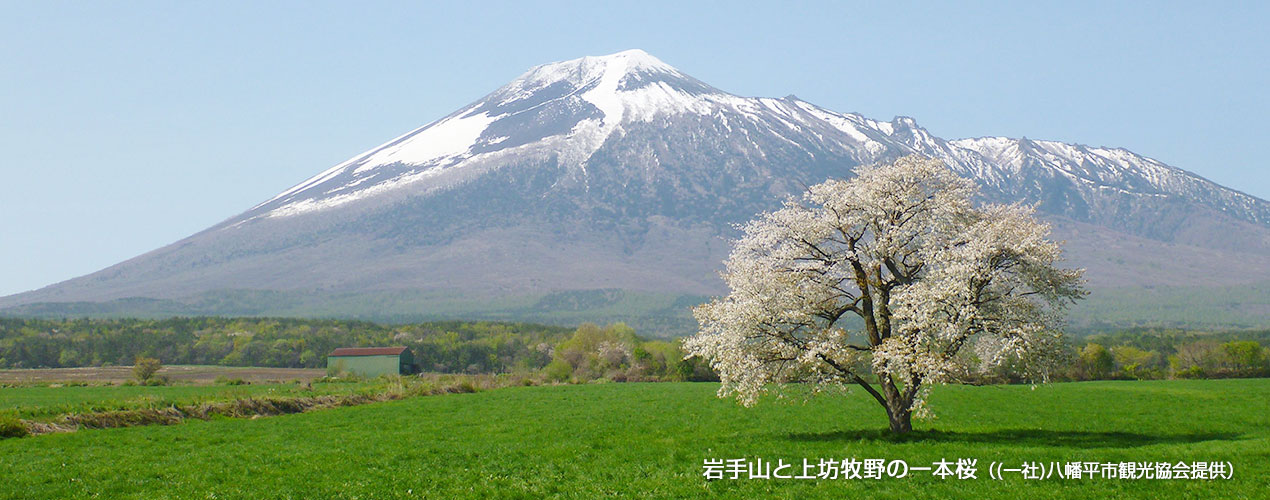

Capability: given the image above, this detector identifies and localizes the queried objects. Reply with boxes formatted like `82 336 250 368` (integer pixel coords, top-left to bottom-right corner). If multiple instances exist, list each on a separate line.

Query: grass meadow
1 379 1266 499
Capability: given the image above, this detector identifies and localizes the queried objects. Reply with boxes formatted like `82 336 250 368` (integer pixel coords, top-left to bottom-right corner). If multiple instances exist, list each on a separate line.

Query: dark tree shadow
785 428 1243 448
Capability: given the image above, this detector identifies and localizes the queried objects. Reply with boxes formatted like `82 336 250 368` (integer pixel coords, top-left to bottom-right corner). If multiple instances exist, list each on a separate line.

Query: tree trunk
886 406 913 434
879 376 913 434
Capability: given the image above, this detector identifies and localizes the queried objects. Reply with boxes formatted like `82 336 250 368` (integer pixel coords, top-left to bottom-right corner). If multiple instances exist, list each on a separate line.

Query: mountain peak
585 48 672 71
891 116 921 129
513 49 679 90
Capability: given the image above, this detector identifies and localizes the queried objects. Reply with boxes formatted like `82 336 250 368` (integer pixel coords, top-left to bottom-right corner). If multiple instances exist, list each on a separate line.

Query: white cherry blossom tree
684 155 1085 433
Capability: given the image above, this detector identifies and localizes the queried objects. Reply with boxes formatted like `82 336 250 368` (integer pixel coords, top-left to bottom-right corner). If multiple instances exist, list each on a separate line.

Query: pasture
1 379 1266 499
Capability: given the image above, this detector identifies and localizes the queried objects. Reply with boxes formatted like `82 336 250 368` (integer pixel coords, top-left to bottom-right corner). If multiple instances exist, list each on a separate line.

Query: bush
545 359 573 382
133 356 162 382
0 414 28 439
1076 344 1115 380
215 376 250 386
1111 346 1163 380
1222 341 1267 375
1173 364 1206 379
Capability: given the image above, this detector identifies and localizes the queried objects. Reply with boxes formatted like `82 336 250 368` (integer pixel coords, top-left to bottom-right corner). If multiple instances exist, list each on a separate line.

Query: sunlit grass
0 379 1266 499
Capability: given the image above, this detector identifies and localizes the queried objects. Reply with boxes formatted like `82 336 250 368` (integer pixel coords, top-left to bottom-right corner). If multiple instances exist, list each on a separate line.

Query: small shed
326 346 416 377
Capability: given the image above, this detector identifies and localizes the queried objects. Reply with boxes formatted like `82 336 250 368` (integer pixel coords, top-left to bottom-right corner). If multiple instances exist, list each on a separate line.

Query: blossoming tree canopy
684 155 1086 433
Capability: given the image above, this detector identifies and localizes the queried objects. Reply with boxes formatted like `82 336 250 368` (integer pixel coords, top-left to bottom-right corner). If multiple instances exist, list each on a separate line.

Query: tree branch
817 353 887 408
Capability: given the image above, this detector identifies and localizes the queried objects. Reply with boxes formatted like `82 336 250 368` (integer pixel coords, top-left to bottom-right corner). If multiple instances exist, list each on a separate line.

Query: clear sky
2 1 1267 297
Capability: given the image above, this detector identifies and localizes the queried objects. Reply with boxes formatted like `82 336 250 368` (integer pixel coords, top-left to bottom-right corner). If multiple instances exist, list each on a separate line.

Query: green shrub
1077 344 1115 380
1222 341 1267 375
133 356 162 382
1173 365 1206 379
0 414 28 439
545 359 573 382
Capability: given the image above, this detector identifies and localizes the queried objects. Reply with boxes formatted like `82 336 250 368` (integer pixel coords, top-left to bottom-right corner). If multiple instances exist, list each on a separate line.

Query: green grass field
1 379 1266 499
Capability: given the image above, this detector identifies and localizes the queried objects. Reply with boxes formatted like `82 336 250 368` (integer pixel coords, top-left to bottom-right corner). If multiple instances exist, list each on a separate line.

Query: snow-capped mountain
237 49 895 225
5 49 1270 332
233 49 1269 246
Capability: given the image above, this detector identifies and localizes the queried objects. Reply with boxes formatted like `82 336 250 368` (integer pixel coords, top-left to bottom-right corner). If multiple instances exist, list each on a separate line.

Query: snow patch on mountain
559 50 639 173
353 109 497 173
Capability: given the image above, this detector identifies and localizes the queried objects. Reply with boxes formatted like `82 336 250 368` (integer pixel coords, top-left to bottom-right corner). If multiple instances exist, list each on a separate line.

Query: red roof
328 347 408 357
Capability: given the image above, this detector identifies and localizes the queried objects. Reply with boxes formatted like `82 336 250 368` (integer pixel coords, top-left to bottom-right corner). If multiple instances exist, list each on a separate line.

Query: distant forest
0 317 1266 382
0 317 715 382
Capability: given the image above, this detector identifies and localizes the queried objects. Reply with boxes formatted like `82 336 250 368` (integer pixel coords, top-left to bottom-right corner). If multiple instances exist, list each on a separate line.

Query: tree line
0 317 714 382
0 317 566 372
2 317 1265 384
1064 328 1270 381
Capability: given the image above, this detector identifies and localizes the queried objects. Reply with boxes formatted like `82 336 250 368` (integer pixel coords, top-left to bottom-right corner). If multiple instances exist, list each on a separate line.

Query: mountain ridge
5 49 1269 334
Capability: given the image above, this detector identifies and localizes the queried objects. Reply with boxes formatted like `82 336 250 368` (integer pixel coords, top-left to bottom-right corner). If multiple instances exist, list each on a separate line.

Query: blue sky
2 1 1267 296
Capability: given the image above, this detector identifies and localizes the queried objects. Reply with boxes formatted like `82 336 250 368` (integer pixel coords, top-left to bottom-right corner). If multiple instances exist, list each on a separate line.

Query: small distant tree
133 356 162 382
58 349 80 368
545 359 573 382
1169 340 1220 378
1221 341 1267 376
1077 344 1115 380
1110 346 1160 380
685 155 1085 433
